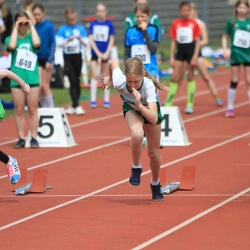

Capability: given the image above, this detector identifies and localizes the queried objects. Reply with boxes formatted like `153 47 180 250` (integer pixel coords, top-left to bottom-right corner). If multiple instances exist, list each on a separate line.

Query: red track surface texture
0 70 250 250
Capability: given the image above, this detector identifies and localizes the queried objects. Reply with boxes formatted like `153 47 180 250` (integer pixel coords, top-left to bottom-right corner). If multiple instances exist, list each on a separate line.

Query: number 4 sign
160 106 191 146
25 108 76 147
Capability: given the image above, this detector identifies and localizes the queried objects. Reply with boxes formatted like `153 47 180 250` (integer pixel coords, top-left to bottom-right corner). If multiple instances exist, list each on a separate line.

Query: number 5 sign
25 108 76 147
160 106 191 146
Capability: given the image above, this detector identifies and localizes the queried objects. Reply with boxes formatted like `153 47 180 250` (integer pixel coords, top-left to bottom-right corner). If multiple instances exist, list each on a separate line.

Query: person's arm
169 38 176 68
190 36 200 66
102 58 119 90
133 89 158 125
199 20 208 47
28 20 40 48
103 35 115 60
142 29 159 54
0 69 30 94
7 20 19 50
88 34 102 58
222 33 230 60
0 12 6 34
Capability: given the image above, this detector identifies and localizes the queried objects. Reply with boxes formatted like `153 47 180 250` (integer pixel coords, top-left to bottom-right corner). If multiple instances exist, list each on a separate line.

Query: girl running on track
102 57 168 201
5 10 40 149
88 2 115 109
57 7 89 115
32 3 56 108
222 0 250 118
0 69 30 184
165 1 201 114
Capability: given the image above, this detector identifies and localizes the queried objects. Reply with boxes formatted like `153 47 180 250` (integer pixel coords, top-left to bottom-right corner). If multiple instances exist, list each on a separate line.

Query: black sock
0 150 9 164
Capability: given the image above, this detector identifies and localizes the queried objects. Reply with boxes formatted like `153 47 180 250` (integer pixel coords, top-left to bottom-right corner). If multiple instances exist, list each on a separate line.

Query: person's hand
132 87 143 109
45 62 52 71
223 49 230 61
190 57 197 66
67 36 75 42
102 76 112 90
21 83 30 94
138 20 148 31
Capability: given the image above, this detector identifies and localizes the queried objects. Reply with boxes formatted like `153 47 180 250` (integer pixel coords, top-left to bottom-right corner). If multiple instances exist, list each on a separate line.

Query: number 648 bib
15 48 37 71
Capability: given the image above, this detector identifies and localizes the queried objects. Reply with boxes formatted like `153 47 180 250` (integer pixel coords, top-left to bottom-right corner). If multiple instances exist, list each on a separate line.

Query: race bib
177 27 193 44
93 25 109 42
233 29 250 48
64 39 80 54
15 48 37 71
131 45 151 64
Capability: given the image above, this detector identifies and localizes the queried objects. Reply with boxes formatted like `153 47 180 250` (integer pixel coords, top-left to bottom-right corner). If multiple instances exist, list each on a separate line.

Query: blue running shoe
103 101 110 108
150 183 164 201
129 168 142 186
14 138 25 149
6 156 21 184
215 99 223 106
90 101 97 109
30 138 39 148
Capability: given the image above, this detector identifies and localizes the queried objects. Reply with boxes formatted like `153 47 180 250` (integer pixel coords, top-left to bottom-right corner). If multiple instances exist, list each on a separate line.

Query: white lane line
0 137 130 180
1 194 250 198
0 131 249 231
131 187 250 250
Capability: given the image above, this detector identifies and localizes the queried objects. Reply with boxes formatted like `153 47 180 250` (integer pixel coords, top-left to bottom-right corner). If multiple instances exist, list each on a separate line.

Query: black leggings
63 53 83 108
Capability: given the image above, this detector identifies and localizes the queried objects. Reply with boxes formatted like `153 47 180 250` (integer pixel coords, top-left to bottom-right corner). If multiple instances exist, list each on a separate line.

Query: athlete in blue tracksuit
33 3 56 107
124 3 160 78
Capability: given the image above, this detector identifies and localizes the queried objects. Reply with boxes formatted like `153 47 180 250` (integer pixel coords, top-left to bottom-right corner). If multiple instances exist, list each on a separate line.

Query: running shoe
65 107 75 115
185 107 193 114
75 106 85 115
90 101 97 109
225 110 234 118
142 137 147 147
150 183 164 201
129 167 142 186
6 156 21 184
14 138 25 149
215 99 223 106
103 101 111 108
30 138 40 148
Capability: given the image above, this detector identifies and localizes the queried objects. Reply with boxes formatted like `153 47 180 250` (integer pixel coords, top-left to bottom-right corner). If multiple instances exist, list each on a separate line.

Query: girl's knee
131 130 144 144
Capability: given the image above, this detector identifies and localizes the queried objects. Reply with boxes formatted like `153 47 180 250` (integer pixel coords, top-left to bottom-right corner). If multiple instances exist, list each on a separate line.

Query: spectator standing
88 2 115 109
5 10 41 148
56 7 89 115
32 3 55 108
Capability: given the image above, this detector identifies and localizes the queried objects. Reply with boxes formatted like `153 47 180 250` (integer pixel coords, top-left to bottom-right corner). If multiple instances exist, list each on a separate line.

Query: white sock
150 178 160 186
7 156 14 165
90 78 97 102
103 88 110 103
39 96 45 107
227 88 236 110
44 95 54 108
132 163 142 169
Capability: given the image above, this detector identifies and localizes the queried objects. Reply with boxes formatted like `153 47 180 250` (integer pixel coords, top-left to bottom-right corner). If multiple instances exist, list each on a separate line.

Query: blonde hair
134 3 151 15
64 7 77 17
125 57 168 91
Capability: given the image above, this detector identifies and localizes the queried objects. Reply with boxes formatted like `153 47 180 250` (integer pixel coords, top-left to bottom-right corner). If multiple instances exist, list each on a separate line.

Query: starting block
13 168 51 195
160 165 196 195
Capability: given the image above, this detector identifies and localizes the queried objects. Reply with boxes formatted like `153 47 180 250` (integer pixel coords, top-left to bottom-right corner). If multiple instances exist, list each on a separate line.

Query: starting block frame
13 168 51 195
160 166 196 195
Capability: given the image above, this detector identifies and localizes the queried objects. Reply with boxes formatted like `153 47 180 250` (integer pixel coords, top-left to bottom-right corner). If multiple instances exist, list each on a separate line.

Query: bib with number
93 25 109 42
64 39 81 54
131 45 151 64
177 27 193 44
233 29 250 48
15 48 37 71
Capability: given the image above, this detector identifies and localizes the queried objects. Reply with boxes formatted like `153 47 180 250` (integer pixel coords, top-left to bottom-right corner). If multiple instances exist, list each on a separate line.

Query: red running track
0 70 250 250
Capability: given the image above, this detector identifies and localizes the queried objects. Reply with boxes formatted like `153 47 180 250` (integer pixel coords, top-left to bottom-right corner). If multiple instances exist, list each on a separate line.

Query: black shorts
38 59 54 69
91 54 109 63
175 42 196 63
231 62 250 66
